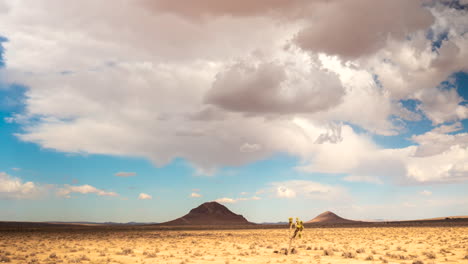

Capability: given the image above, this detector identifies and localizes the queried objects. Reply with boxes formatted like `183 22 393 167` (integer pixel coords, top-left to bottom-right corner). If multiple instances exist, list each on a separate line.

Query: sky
1 0 468 223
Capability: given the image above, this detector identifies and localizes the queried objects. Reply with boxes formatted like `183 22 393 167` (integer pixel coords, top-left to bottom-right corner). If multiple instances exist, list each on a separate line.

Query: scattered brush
342 251 356 258
323 248 334 256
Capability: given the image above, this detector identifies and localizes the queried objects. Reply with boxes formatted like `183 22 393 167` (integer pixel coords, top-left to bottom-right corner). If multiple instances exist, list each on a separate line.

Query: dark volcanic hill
162 202 251 225
306 211 358 224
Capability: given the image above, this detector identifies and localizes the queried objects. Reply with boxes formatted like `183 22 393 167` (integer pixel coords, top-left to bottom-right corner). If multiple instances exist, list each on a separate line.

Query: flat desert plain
1 227 467 264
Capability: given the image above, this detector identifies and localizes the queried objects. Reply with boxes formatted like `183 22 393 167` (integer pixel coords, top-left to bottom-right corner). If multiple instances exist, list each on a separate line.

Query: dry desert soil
1 226 467 264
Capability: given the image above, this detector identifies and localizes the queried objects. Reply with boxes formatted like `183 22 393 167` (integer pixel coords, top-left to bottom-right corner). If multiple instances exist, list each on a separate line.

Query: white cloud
420 190 432 196
214 197 236 204
432 122 463 134
190 192 202 198
205 56 344 115
214 196 261 203
269 180 348 200
4 117 14 123
0 172 43 199
138 193 152 200
275 186 296 198
57 184 118 198
114 171 137 177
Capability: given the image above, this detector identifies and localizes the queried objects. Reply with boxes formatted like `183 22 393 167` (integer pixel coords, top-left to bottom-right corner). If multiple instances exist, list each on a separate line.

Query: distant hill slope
306 211 359 224
161 202 251 225
415 215 468 221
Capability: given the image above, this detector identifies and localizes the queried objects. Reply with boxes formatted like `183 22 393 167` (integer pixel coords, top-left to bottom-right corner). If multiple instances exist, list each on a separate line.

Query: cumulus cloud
190 192 202 198
294 0 434 58
0 172 43 199
0 0 467 185
138 193 152 200
115 171 137 177
205 58 344 115
214 197 236 204
414 86 468 125
269 180 348 200
56 184 118 198
297 122 468 184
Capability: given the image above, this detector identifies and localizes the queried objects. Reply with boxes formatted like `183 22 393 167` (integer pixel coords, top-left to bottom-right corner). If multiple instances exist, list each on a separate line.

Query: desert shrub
323 248 334 256
423 251 436 259
0 255 11 262
439 248 451 254
356 248 366 253
120 248 133 255
379 257 388 263
365 255 374 261
144 251 157 258
412 260 424 264
342 251 356 258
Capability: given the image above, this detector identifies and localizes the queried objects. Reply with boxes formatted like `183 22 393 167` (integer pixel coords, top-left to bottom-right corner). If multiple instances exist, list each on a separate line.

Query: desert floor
0 227 467 264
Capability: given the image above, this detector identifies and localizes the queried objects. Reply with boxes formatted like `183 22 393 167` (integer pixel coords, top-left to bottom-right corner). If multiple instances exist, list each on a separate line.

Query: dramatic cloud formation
138 193 152 200
295 0 434 58
115 172 137 177
0 172 43 199
0 0 467 184
205 58 344 114
56 184 118 198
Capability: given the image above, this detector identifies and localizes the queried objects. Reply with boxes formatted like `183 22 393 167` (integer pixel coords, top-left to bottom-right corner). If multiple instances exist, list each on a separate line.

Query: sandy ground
0 227 467 264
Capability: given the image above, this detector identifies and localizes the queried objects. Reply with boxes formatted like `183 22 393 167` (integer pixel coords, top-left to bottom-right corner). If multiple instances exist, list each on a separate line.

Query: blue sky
1 0 468 223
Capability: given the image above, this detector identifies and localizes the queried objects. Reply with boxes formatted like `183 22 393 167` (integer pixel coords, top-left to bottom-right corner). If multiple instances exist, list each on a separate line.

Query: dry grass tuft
342 251 356 258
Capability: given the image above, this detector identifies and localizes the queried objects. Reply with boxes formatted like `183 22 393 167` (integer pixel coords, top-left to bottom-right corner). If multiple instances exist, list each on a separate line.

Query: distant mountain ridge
161 202 252 225
306 211 359 224
47 221 159 225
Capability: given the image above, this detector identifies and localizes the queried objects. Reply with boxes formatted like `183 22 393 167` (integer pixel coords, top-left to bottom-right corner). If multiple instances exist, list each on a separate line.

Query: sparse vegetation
0 226 465 263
